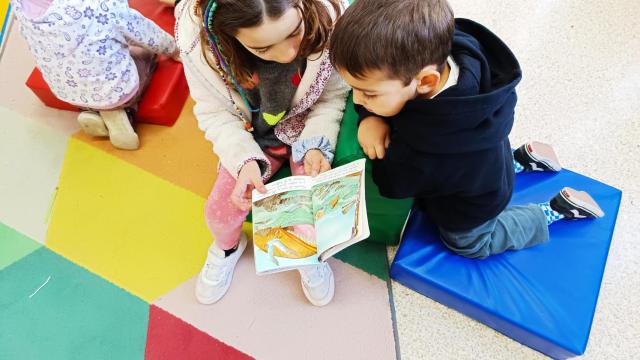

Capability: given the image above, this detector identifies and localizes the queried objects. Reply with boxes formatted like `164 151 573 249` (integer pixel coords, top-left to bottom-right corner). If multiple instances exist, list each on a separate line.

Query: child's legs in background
84 46 156 150
439 204 549 259
119 45 157 110
205 149 290 250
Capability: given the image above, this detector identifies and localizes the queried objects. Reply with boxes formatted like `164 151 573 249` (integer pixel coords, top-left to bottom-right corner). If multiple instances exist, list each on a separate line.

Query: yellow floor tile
47 138 214 302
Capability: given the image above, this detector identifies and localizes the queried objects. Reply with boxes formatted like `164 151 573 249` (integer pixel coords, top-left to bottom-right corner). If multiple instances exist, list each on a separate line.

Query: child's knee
450 246 490 259
439 231 492 259
444 241 491 259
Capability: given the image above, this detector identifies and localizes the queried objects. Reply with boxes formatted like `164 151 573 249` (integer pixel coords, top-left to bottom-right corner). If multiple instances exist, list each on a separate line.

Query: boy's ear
415 67 441 96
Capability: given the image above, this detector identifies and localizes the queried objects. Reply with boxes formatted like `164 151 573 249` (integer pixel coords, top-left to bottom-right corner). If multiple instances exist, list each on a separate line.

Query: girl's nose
277 46 298 64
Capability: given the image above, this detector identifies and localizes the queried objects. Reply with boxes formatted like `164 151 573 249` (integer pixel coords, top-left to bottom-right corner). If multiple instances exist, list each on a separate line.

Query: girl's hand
304 149 331 177
231 161 267 211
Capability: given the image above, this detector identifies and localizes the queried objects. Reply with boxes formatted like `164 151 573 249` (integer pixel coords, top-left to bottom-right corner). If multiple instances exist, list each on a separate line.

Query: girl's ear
415 67 441 96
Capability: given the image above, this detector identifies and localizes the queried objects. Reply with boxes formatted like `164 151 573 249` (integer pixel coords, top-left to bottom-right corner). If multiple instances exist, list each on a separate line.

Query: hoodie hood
394 18 522 154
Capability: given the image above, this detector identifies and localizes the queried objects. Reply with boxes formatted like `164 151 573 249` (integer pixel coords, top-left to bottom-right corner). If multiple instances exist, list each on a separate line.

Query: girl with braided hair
174 0 349 306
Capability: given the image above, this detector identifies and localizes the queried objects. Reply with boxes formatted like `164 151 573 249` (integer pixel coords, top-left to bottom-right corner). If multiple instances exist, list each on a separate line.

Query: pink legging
205 146 306 250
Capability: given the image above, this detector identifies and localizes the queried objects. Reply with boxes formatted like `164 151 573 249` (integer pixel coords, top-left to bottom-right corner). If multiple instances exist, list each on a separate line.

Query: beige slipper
99 109 140 150
77 111 109 137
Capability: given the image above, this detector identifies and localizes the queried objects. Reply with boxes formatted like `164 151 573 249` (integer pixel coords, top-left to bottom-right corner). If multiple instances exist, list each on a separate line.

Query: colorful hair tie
203 0 259 115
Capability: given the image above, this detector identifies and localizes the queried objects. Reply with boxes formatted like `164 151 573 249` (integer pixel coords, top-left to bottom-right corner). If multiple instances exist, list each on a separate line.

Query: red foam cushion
26 69 79 112
24 1 187 127
136 58 189 126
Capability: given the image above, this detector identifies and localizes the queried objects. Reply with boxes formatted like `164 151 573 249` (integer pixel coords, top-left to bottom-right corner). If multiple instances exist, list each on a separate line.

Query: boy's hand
231 161 267 211
358 116 390 160
304 149 331 177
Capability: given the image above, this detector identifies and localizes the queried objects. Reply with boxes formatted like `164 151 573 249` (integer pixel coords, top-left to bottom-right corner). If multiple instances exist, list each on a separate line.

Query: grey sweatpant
438 204 549 259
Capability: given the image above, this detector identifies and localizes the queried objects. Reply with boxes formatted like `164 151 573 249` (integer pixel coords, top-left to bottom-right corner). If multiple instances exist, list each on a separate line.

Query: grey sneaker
195 234 248 305
299 262 335 306
77 111 109 137
99 109 139 150
513 141 562 172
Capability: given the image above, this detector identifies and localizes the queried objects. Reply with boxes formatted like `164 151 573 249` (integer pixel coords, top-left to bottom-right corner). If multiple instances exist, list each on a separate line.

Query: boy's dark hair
330 0 455 84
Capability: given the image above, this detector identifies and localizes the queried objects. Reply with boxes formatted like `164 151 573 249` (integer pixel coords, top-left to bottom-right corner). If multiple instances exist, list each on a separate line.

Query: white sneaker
77 111 109 137
99 109 139 150
195 233 247 305
299 262 335 306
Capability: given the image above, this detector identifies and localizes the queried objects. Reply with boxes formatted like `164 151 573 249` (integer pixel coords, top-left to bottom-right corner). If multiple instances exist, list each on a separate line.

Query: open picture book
251 159 369 275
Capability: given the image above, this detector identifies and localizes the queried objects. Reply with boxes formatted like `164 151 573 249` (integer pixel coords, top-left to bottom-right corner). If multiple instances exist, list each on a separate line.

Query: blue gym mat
390 170 621 359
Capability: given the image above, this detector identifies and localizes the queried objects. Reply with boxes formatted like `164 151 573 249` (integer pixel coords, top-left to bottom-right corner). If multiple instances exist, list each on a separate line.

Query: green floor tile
0 222 41 271
334 240 389 281
0 247 149 360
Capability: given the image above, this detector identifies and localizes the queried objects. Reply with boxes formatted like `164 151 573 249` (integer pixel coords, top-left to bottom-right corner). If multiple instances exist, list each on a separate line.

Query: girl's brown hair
197 0 341 86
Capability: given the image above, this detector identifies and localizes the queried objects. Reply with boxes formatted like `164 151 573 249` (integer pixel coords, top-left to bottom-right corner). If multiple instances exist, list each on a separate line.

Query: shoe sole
301 264 335 307
527 141 562 171
561 187 605 218
195 235 248 305
77 112 109 137
100 110 140 150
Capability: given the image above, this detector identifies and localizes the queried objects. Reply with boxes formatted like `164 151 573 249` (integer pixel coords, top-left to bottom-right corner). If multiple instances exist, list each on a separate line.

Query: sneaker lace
302 264 326 287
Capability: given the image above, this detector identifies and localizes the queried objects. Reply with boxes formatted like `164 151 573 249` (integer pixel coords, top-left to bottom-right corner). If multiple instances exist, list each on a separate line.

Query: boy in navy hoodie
330 0 604 258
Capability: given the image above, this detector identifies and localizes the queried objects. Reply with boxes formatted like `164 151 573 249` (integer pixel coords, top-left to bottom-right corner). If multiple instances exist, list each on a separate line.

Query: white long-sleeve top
174 0 350 180
13 0 177 109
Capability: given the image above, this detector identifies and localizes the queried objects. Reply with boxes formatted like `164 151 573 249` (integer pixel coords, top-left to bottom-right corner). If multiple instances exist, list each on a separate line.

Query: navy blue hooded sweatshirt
358 19 522 231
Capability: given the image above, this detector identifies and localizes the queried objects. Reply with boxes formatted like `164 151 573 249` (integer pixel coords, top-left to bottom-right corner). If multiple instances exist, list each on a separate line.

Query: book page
252 176 320 274
319 181 369 261
311 159 367 256
252 176 310 202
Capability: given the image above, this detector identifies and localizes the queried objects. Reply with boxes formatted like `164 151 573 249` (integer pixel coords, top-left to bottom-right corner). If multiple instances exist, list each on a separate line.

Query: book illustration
313 171 363 251
253 190 317 265
251 159 369 274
